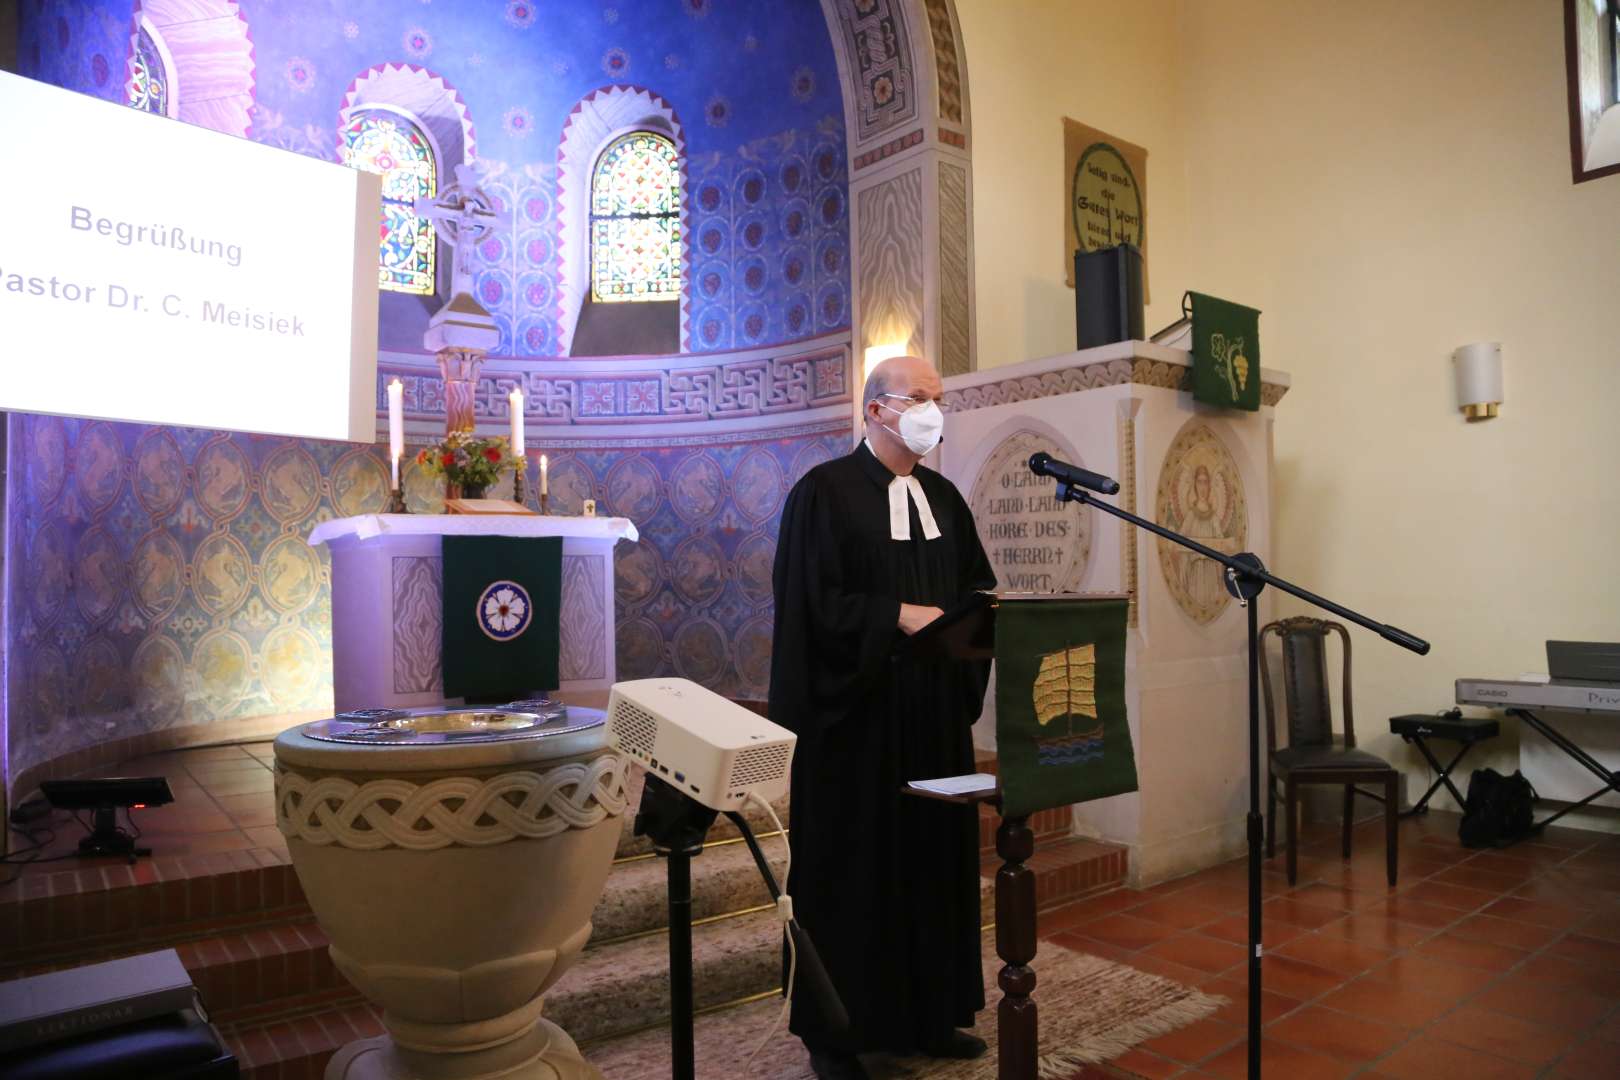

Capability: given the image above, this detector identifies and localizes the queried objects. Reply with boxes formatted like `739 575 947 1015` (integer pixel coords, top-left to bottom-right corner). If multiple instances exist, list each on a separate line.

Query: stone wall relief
967 422 1094 595
1153 421 1248 626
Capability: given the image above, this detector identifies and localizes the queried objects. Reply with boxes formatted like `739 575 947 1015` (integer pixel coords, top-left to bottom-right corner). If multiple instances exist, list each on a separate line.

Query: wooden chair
1260 616 1398 886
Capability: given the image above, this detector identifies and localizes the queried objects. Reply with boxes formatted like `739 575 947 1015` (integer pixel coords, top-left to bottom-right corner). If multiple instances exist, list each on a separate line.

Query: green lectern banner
1188 291 1262 411
442 536 562 702
994 597 1135 819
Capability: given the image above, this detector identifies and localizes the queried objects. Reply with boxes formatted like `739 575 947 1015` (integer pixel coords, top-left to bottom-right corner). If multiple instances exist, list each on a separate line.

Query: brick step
978 801 1072 854
0 848 309 974
980 835 1128 914
222 1000 385 1080
178 918 366 1026
0 790 782 975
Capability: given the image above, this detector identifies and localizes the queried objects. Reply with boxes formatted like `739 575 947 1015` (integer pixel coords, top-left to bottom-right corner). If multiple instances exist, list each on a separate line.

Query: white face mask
878 397 945 456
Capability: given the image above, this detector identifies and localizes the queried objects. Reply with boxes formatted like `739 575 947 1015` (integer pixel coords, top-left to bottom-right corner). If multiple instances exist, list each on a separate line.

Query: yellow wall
1179 0 1620 805
956 0 1193 365
959 0 1620 814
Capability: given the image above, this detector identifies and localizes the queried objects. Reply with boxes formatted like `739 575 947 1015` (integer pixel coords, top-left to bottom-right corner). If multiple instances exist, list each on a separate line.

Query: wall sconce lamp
862 341 909 386
1452 342 1503 421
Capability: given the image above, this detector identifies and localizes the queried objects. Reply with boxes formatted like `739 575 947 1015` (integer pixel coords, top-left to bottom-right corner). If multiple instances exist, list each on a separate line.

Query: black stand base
77 808 150 862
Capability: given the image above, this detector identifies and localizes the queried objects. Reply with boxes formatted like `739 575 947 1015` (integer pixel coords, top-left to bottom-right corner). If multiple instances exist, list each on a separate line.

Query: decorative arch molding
126 0 255 137
337 65 477 298
555 85 690 356
337 64 477 172
820 0 977 379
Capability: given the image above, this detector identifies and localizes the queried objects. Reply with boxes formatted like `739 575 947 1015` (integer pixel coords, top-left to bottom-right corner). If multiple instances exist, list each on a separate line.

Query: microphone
1028 452 1120 496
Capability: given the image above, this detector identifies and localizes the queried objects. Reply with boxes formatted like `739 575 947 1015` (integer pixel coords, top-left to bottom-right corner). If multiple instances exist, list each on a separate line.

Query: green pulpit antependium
1187 291 1262 412
441 536 563 703
995 597 1136 818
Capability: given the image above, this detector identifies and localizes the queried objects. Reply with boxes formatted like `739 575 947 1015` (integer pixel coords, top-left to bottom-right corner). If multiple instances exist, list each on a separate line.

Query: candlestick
509 387 524 456
513 453 528 508
540 454 549 496
387 379 404 463
391 450 399 491
386 451 408 514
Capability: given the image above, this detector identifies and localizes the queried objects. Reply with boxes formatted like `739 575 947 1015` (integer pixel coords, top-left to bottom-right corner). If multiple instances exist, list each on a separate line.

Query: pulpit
309 514 638 711
939 339 1290 885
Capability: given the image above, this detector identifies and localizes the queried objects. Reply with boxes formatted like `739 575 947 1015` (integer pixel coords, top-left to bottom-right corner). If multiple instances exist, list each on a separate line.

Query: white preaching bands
865 439 941 542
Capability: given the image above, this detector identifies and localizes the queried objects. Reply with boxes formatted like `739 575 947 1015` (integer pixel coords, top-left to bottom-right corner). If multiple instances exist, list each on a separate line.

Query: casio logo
1476 688 1509 697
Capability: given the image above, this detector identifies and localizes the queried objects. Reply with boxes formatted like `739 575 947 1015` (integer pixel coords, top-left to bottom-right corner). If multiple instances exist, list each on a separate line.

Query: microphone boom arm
1052 481 1428 654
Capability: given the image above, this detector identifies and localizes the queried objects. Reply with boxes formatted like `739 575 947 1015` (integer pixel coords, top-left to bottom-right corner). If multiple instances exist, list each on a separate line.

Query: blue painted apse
6 0 858 785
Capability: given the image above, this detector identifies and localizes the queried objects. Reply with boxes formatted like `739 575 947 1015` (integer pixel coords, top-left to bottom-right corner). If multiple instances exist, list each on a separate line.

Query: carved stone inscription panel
968 428 1092 594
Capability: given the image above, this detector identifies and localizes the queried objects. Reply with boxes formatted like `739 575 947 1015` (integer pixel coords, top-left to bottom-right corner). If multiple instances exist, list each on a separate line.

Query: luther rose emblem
477 580 532 641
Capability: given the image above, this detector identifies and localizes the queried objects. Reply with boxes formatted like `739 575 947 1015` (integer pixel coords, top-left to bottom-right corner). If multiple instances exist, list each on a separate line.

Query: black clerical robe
769 441 995 1054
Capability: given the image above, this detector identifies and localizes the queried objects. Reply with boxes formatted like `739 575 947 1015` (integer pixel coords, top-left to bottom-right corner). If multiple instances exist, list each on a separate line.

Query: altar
309 514 638 711
939 339 1290 886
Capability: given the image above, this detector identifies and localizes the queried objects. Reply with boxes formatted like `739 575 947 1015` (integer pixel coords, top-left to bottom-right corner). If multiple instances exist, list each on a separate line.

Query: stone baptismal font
274 703 628 1079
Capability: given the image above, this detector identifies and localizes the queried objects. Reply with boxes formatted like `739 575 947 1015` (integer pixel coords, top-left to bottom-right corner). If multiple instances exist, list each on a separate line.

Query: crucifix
414 163 510 300
415 164 509 436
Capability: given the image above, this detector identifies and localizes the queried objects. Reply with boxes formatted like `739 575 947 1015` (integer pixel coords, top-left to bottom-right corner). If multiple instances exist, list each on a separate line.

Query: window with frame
340 110 438 295
590 131 683 303
1566 0 1620 181
127 25 170 116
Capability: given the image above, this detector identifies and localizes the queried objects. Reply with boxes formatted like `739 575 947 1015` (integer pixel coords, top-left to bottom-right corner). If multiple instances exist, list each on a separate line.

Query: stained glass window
591 131 682 303
340 111 437 295
127 27 169 116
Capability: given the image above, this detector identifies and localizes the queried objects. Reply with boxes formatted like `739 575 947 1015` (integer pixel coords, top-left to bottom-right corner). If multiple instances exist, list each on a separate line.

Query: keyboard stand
1389 714 1499 817
1507 708 1620 830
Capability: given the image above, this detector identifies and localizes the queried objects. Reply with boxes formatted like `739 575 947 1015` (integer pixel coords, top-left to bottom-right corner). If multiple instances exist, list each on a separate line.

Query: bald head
862 354 940 409
862 354 944 466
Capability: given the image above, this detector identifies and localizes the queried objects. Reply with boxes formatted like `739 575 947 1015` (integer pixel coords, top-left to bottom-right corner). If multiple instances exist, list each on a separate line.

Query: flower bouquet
415 431 516 499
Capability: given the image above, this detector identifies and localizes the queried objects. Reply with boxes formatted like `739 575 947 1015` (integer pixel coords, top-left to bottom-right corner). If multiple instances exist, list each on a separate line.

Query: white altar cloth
311 514 635 710
309 514 638 545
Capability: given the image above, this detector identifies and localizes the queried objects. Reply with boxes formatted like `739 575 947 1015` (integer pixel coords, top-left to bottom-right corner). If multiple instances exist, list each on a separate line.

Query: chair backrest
1259 616 1355 753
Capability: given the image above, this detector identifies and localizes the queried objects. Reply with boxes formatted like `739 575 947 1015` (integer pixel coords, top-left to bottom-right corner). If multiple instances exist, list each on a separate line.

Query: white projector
605 678 795 811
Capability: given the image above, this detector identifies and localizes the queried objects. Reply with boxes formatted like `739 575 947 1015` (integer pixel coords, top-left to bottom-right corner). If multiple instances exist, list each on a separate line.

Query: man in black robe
770 354 995 1079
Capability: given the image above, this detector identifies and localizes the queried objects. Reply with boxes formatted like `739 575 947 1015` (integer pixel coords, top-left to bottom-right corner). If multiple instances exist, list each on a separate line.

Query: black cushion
1272 745 1392 773
0 1009 236 1080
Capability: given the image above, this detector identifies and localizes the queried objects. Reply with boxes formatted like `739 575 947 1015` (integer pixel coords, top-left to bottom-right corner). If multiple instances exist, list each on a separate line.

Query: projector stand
634 775 848 1080
636 775 718 1080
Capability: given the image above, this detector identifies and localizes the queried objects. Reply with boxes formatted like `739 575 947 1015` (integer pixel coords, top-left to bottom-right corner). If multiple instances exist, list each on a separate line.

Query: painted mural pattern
5 410 851 780
8 0 864 782
21 1 850 359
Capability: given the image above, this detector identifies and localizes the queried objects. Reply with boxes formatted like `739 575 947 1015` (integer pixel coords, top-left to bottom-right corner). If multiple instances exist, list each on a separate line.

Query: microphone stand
1045 478 1428 1080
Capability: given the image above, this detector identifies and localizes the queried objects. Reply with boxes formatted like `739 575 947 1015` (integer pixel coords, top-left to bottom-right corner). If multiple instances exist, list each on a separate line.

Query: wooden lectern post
898 594 1040 1080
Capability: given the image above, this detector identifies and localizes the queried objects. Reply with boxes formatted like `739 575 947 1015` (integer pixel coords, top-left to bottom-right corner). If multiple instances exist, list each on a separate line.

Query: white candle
509 387 524 456
391 451 400 492
540 454 548 495
387 379 404 465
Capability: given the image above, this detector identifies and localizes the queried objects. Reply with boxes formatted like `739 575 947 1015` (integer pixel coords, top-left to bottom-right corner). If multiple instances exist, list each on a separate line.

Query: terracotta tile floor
1038 811 1620 1079
3 743 284 875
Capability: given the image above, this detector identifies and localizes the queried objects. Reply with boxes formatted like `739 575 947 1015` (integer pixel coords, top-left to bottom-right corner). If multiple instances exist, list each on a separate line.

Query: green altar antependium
994 597 1135 819
1188 291 1262 412
441 535 562 702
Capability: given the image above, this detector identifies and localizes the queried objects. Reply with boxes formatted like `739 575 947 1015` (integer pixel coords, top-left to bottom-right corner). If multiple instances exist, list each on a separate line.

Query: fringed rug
909 947 1227 1079
585 941 1226 1079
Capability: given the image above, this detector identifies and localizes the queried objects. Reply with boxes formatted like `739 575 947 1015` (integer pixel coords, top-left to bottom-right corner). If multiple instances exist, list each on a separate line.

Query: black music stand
899 593 1043 1080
